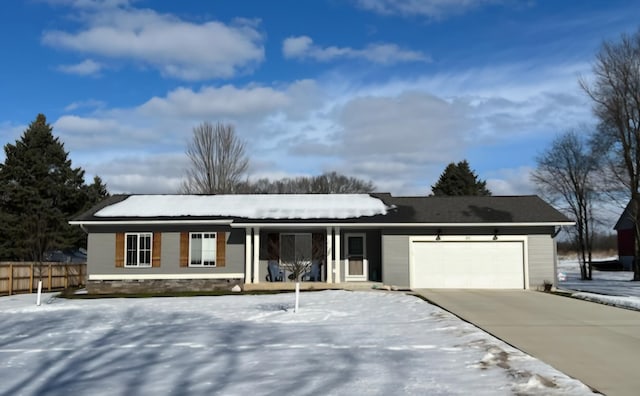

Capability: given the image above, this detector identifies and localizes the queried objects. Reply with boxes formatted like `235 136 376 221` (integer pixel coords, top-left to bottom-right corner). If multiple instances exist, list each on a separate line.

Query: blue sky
1 0 639 198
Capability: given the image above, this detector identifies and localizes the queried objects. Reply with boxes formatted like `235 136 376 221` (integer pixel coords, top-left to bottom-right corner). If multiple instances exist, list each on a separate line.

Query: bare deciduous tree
532 130 599 280
181 122 249 194
581 30 640 280
238 171 375 194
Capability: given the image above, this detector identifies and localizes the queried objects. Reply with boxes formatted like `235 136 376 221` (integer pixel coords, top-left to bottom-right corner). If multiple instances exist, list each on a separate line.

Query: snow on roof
94 194 389 219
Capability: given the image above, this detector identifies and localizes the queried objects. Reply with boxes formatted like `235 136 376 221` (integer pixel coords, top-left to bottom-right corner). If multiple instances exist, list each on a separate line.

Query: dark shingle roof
375 195 572 224
71 193 572 225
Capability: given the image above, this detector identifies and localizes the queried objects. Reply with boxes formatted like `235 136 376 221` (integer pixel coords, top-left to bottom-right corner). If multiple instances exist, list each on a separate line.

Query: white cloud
354 0 502 19
57 59 103 75
282 35 429 64
64 99 106 111
323 91 471 193
42 1 264 80
39 59 595 196
89 153 188 194
338 92 469 160
282 36 313 58
486 167 537 195
54 115 156 150
137 85 290 119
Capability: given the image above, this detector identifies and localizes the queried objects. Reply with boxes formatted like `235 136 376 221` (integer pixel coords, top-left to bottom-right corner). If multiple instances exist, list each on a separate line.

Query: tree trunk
634 198 640 281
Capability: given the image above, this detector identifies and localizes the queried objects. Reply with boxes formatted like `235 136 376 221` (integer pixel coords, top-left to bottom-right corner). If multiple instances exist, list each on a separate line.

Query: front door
346 233 367 281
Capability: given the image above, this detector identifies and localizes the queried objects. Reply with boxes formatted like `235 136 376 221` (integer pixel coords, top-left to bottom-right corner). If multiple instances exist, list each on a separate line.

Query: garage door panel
412 241 524 289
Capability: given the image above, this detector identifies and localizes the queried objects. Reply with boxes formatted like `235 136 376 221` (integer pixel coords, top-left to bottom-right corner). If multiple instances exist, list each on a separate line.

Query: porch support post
326 227 333 283
334 227 341 283
245 228 252 284
252 227 261 283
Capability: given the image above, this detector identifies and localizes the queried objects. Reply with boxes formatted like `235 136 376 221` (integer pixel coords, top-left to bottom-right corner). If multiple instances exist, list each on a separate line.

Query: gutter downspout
551 226 563 290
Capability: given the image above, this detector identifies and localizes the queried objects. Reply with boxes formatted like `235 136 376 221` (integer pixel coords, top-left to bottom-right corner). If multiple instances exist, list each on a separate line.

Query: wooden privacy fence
0 262 86 296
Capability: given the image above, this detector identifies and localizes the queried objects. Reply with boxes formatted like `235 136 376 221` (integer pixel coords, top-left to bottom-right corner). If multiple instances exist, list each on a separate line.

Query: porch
243 281 383 292
241 226 381 284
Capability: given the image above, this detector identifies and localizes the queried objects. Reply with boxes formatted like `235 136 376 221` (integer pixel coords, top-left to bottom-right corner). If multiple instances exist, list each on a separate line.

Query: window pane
296 234 312 262
189 232 216 266
190 234 202 264
126 234 138 265
348 236 364 256
143 234 151 250
281 234 295 265
202 233 216 265
137 234 150 266
140 250 150 265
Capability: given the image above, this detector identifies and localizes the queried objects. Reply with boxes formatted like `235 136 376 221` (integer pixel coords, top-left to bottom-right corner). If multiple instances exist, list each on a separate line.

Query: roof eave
69 220 574 228
69 219 235 226
230 221 575 228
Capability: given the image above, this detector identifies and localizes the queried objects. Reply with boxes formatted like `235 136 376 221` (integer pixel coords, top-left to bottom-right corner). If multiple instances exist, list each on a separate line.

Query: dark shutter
115 232 124 267
152 232 161 267
216 232 226 267
180 232 189 267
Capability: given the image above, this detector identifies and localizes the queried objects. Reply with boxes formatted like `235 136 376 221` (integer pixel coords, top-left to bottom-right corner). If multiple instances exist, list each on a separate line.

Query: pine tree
65 175 109 249
431 160 491 196
0 114 106 261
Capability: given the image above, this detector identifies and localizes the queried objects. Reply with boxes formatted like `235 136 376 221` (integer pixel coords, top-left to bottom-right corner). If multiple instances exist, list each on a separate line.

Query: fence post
30 263 34 292
48 264 52 291
8 264 13 296
64 265 68 289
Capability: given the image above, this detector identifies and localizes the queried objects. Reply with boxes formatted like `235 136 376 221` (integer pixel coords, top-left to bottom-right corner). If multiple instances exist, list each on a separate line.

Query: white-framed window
280 233 312 266
189 232 217 267
125 233 152 267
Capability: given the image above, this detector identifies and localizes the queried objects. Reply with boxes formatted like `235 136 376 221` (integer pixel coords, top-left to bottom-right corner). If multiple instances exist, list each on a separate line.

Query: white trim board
89 273 245 281
69 220 233 226
232 222 574 228
71 220 573 227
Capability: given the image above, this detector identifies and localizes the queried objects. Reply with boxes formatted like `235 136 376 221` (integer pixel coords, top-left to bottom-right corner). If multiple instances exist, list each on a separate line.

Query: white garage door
411 240 525 289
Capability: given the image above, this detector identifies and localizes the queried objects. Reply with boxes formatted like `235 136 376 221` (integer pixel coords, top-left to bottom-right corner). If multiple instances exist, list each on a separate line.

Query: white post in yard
326 227 333 283
245 228 252 284
294 282 300 313
36 280 42 306
334 228 341 283
253 228 260 283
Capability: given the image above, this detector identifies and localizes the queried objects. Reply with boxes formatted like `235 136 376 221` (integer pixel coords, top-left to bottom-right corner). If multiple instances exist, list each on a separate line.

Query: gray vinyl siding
87 233 115 271
366 230 382 282
86 229 245 276
527 234 556 288
381 234 410 288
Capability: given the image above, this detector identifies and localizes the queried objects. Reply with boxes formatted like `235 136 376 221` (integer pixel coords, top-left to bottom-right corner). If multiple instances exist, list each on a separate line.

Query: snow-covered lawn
0 291 593 395
558 258 640 310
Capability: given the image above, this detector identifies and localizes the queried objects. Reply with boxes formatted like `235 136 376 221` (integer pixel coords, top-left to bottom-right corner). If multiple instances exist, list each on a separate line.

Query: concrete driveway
414 290 640 396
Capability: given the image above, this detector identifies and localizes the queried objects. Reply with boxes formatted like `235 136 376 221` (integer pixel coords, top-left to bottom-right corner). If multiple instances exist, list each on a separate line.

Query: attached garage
410 237 526 289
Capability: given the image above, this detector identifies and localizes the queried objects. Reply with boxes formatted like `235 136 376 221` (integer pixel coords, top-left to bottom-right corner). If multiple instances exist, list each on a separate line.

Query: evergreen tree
431 160 491 196
85 175 109 205
65 175 110 249
0 114 107 261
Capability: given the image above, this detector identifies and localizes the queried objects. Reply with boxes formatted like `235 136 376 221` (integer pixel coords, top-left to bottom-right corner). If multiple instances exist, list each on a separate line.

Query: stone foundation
87 278 243 294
